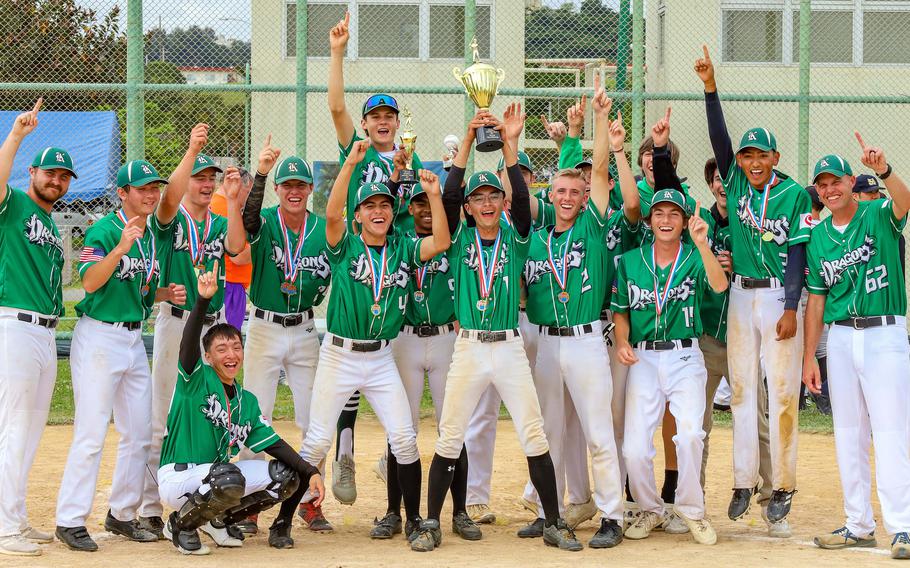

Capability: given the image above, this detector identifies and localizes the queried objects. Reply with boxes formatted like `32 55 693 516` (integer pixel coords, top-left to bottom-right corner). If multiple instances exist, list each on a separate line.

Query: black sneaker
766 489 796 522
452 511 482 541
727 487 756 520
55 526 98 552
589 518 623 549
542 519 583 552
165 512 210 555
370 512 402 539
137 516 165 540
104 510 157 542
268 518 294 549
409 519 442 552
517 518 545 538
404 517 419 539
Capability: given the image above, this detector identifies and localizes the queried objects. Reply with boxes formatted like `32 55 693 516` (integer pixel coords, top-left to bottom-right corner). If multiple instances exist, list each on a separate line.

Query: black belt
639 338 693 351
254 308 313 328
834 315 897 330
519 306 527 312
461 329 519 343
174 463 189 472
17 312 58 329
331 335 388 352
403 323 455 338
100 320 142 331
168 304 218 325
734 275 778 289
538 324 593 337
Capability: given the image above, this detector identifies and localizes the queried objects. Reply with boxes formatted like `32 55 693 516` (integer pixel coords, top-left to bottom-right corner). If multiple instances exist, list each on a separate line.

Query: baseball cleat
892 532 910 559
55 525 98 552
623 501 642 530
234 515 258 535
727 487 756 520
814 526 876 550
589 518 623 549
409 519 442 552
761 507 792 538
19 526 53 544
164 513 210 556
467 503 496 524
298 500 334 532
136 516 166 540
200 520 243 547
518 496 538 516
332 454 357 505
370 512 403 539
104 510 157 542
624 511 667 540
0 535 40 556
451 511 482 541
542 519 583 551
565 498 598 529
373 453 388 484
517 518 545 538
268 518 294 549
766 489 796 522
675 508 717 545
662 511 690 534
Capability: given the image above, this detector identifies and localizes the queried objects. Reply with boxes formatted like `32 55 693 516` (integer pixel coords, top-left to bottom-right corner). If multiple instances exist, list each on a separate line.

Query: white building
179 66 240 85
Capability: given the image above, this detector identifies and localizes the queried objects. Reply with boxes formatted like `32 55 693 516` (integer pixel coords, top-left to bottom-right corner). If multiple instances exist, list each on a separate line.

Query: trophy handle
495 68 506 95
452 67 463 81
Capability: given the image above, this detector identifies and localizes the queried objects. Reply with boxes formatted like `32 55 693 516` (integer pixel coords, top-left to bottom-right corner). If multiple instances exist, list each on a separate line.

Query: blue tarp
0 110 120 203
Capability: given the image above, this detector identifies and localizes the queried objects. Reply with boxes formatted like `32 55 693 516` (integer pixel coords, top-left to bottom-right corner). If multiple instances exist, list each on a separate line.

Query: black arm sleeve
264 438 319 483
443 166 466 235
507 164 531 237
705 91 735 179
652 144 684 193
179 296 211 372
242 173 268 235
783 243 807 311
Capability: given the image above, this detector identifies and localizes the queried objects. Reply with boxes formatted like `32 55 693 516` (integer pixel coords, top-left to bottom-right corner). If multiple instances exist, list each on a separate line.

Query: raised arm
328 12 355 147
0 98 42 204
179 262 218 372
856 132 910 219
689 206 728 293
157 123 209 225
558 95 585 170
695 45 734 177
501 102 541 221
443 112 486 234
417 170 451 260
590 76 614 216
326 140 369 247
651 107 685 194
541 115 567 151
610 110 641 224
223 167 248 257
242 135 281 237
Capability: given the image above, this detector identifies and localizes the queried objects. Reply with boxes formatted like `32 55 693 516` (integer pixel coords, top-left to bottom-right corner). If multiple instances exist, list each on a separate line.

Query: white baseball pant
522 322 623 521
158 461 280 511
391 326 456 428
563 394 592 504
300 333 418 468
140 305 223 517
727 282 803 491
624 343 707 520
604 310 630 489
0 308 57 537
827 319 910 536
56 316 152 528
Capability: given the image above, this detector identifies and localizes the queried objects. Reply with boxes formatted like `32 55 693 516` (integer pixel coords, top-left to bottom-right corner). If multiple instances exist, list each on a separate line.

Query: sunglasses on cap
362 94 400 117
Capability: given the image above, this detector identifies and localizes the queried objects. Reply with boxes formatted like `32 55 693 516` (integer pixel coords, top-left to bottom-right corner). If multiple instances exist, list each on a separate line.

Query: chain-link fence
3 0 910 325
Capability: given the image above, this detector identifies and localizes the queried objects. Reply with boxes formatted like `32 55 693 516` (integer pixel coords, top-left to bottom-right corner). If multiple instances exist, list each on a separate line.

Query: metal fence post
616 0 631 119
244 61 251 170
126 0 144 161
798 0 810 185
296 1 308 159
464 0 476 172
630 0 645 155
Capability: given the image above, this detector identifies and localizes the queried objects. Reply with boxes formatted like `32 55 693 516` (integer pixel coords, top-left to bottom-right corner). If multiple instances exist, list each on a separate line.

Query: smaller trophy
398 108 417 184
453 37 506 152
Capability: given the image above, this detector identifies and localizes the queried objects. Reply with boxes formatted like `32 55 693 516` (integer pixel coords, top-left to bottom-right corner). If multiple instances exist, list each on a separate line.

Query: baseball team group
1 16 909 561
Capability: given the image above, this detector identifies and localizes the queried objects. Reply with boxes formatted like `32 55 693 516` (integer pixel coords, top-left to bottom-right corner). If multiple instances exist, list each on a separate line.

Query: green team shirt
326 231 423 340
248 207 331 314
0 187 64 316
76 212 160 322
160 360 278 466
700 217 732 341
151 210 227 313
450 220 530 331
339 133 423 232
724 165 812 280
612 241 709 343
806 199 907 323
402 228 455 326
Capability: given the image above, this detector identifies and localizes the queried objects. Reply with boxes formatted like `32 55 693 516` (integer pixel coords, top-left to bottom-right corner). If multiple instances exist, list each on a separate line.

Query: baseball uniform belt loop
538 323 595 337
519 306 527 312
460 328 520 343
167 303 222 325
402 323 456 338
253 308 313 327
636 338 694 351
732 274 782 289
330 335 388 352
834 315 897 330
16 312 59 329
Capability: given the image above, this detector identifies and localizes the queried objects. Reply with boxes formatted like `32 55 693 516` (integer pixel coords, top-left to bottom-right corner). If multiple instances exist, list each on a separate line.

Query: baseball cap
496 151 534 173
191 153 223 175
737 127 777 153
805 185 823 210
116 160 168 188
812 154 852 183
408 182 426 204
573 158 593 169
354 182 395 209
465 171 504 197
649 188 690 216
361 93 400 117
274 157 314 185
853 173 884 194
31 147 78 178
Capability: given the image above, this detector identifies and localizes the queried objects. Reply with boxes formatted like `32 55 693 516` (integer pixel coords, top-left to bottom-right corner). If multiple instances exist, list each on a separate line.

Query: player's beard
31 178 67 207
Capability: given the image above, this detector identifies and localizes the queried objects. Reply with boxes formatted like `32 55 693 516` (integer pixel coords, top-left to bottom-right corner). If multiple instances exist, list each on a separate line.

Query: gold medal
761 231 774 242
414 291 425 303
371 303 382 316
476 299 488 312
558 291 570 304
280 281 297 295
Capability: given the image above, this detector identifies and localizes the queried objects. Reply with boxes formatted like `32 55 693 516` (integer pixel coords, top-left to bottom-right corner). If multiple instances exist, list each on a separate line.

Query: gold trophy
398 107 417 184
453 37 506 152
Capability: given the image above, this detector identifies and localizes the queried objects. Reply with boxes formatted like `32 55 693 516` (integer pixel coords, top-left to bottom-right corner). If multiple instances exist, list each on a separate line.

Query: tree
145 26 250 71
525 1 620 60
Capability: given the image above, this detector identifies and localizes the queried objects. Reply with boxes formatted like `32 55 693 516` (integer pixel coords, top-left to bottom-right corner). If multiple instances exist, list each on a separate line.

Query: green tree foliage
525 0 620 60
145 26 250 71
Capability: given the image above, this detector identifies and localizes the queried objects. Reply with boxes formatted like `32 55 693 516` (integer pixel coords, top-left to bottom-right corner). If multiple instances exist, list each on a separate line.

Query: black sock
396 458 422 524
335 392 360 457
271 476 307 528
527 452 560 526
427 453 457 521
661 469 678 504
449 445 468 515
386 443 402 515
625 478 634 502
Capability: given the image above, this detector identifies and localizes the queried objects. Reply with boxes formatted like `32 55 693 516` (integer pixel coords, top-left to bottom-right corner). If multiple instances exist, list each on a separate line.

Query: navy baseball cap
361 94 399 117
853 174 884 194
805 185 823 210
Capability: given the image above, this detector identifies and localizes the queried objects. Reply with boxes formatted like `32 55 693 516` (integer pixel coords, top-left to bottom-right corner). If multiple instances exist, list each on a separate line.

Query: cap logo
141 164 152 175
869 178 876 185
196 156 207 163
820 159 829 167
748 132 757 141
478 173 489 183
288 162 298 172
663 190 673 198
371 184 379 191
55 152 64 163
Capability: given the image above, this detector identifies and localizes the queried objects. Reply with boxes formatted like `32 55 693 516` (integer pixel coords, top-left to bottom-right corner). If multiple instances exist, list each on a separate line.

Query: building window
791 10 852 64
358 4 420 58
864 11 910 64
286 2 348 58
657 9 666 66
429 5 491 59
722 9 782 63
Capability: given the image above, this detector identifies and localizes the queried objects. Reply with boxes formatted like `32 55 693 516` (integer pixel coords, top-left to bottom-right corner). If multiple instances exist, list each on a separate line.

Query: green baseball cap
355 182 395 209
649 188 690 216
274 156 313 184
408 182 426 204
496 151 534 172
813 154 853 182
737 127 777 153
31 147 77 178
116 160 168 188
465 171 504 198
191 153 223 175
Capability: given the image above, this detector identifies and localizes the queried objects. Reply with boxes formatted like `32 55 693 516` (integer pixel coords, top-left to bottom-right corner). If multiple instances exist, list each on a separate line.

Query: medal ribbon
118 209 156 288
178 204 212 267
415 264 429 292
546 227 573 293
474 229 502 301
277 207 308 283
361 237 388 305
746 172 777 236
651 243 683 316
500 209 512 227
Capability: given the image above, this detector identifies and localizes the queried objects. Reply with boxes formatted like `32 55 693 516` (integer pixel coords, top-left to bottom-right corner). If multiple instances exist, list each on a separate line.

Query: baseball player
157 263 325 554
613 190 728 545
410 110 580 553
55 159 170 551
804 140 910 560
696 45 811 525
140 125 235 537
0 100 77 557
224 137 332 532
298 141 450 547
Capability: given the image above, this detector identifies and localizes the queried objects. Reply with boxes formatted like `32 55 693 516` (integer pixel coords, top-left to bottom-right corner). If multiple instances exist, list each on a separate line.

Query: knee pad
175 463 246 530
268 459 301 500
220 460 300 525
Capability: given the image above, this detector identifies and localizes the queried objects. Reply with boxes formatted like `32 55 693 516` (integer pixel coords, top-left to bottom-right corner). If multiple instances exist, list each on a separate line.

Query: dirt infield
12 417 894 567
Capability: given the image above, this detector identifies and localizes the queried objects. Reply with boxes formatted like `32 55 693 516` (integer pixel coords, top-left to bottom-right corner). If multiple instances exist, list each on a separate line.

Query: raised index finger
343 11 350 26
32 97 43 114
854 131 867 150
665 106 672 123
702 44 711 61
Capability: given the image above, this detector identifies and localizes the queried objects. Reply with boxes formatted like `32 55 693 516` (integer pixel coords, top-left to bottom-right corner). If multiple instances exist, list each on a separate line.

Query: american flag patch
79 247 105 262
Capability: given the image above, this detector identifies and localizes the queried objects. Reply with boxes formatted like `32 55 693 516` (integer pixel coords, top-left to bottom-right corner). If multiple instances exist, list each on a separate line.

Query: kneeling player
612 191 728 545
158 263 324 555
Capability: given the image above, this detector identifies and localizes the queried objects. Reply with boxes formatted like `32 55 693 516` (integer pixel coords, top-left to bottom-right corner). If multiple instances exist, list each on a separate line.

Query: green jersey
402 229 455 326
0 187 64 316
449 220 530 331
806 199 907 323
700 215 732 341
612 241 709 343
76 211 160 323
525 205 610 327
151 208 227 313
326 231 423 340
724 165 812 280
160 360 278 466
603 209 643 310
248 207 331 314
